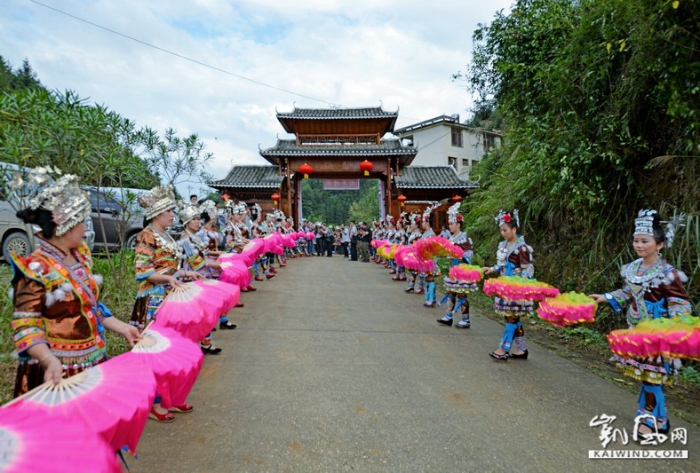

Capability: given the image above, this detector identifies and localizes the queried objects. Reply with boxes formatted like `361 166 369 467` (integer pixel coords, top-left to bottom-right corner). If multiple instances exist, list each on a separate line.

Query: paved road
134 256 699 472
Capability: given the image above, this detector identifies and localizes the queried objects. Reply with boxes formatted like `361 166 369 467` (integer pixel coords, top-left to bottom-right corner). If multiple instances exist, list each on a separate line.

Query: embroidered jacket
10 237 108 365
134 226 182 299
491 236 534 279
449 231 474 265
179 230 207 273
604 258 691 326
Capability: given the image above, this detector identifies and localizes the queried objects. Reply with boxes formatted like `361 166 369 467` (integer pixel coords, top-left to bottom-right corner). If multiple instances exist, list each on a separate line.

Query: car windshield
89 191 122 213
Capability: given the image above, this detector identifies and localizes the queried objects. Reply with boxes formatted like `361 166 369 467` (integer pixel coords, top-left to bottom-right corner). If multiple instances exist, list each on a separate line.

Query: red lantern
299 163 313 179
221 193 230 202
359 160 373 176
271 193 280 205
451 195 463 203
398 195 407 207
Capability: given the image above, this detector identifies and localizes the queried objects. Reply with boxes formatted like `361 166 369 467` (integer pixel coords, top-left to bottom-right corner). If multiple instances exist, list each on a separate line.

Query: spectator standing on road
325 225 334 257
315 224 325 256
349 220 358 261
341 223 350 258
357 222 371 262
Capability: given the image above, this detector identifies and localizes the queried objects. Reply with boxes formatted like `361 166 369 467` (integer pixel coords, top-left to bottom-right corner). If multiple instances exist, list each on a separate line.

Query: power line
27 0 338 107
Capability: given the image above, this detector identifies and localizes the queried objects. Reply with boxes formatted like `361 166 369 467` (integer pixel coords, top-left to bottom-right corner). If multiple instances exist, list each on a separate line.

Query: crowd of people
4 167 694 457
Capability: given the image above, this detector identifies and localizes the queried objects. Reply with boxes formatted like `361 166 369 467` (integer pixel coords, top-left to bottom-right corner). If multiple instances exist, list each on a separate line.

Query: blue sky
2 0 513 197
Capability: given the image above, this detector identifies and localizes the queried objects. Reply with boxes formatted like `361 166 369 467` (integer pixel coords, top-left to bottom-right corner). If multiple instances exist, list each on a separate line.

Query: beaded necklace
623 258 666 293
184 228 207 254
149 225 184 260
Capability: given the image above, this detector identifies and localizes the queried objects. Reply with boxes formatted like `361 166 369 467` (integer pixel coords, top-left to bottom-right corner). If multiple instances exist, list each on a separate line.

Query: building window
451 127 463 147
462 159 471 167
484 133 496 151
448 157 457 169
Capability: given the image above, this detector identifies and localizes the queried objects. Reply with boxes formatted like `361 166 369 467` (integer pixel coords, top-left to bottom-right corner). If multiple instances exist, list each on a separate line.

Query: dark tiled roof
208 165 283 189
394 115 503 136
260 139 416 158
394 166 479 189
277 107 398 120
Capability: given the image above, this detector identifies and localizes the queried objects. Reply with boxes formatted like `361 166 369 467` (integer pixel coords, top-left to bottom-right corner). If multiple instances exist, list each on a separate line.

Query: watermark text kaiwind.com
589 414 688 459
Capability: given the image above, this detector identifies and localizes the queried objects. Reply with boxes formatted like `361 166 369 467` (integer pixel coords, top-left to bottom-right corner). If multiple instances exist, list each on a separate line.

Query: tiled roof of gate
394 166 479 189
260 139 416 158
207 165 283 189
276 107 398 120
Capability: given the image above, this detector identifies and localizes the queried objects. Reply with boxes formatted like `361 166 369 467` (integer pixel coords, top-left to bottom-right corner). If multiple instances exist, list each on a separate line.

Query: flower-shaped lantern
359 160 373 176
299 163 313 179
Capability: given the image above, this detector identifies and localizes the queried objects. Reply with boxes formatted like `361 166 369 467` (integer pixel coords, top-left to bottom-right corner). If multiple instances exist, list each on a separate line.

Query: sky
2 0 513 197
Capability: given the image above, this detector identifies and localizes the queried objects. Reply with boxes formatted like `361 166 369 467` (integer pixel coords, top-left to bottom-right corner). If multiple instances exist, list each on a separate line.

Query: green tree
135 127 214 198
460 0 700 315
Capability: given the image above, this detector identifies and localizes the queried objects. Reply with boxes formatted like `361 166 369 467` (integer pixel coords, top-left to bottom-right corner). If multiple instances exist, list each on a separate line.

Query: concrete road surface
133 255 699 472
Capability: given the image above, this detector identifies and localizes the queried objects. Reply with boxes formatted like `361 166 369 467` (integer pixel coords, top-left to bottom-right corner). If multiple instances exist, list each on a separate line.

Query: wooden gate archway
209 107 478 230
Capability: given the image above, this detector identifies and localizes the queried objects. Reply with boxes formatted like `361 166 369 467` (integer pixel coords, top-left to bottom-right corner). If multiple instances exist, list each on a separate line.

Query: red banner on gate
323 179 360 190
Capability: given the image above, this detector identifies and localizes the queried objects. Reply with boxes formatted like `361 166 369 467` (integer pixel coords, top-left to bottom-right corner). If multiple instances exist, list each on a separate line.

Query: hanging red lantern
398 195 407 207
298 163 313 179
359 160 373 176
271 193 280 205
451 194 463 203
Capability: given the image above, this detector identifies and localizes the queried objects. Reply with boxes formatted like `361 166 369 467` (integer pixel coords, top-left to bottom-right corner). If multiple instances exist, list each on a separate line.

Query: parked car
83 186 146 251
0 162 95 261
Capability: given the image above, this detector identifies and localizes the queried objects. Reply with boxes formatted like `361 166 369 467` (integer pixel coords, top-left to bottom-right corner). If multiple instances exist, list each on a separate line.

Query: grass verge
0 252 138 404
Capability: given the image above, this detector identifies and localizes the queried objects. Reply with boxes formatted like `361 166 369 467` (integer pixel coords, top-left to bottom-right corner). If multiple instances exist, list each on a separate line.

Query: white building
393 115 502 181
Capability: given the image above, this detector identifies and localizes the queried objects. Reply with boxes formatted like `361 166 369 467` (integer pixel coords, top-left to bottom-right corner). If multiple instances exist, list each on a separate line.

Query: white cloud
2 0 512 195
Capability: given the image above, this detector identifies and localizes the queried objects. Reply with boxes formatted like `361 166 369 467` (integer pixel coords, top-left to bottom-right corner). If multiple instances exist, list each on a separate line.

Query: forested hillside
459 0 699 326
301 179 380 225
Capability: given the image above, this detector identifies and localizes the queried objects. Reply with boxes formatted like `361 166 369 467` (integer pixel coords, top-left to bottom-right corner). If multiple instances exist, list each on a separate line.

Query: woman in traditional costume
177 201 226 354
403 214 423 293
437 202 476 328
590 210 691 439
420 203 438 307
483 210 533 360
9 170 140 397
130 185 201 422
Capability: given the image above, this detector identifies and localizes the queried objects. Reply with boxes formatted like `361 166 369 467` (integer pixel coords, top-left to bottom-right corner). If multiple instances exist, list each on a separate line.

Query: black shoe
201 345 222 355
219 322 237 330
437 317 453 326
509 350 528 360
404 287 414 293
489 351 509 361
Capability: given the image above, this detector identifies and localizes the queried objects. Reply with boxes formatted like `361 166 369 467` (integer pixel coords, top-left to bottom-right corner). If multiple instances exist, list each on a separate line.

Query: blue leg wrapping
637 384 668 428
499 322 520 352
426 281 436 302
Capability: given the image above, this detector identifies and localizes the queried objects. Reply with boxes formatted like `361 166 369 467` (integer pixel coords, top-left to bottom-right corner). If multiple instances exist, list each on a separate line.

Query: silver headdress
447 202 463 224
495 209 519 227
662 212 685 249
635 209 686 249
11 168 91 236
422 200 445 221
233 202 248 216
633 209 657 237
138 185 176 220
177 200 200 225
199 200 218 222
